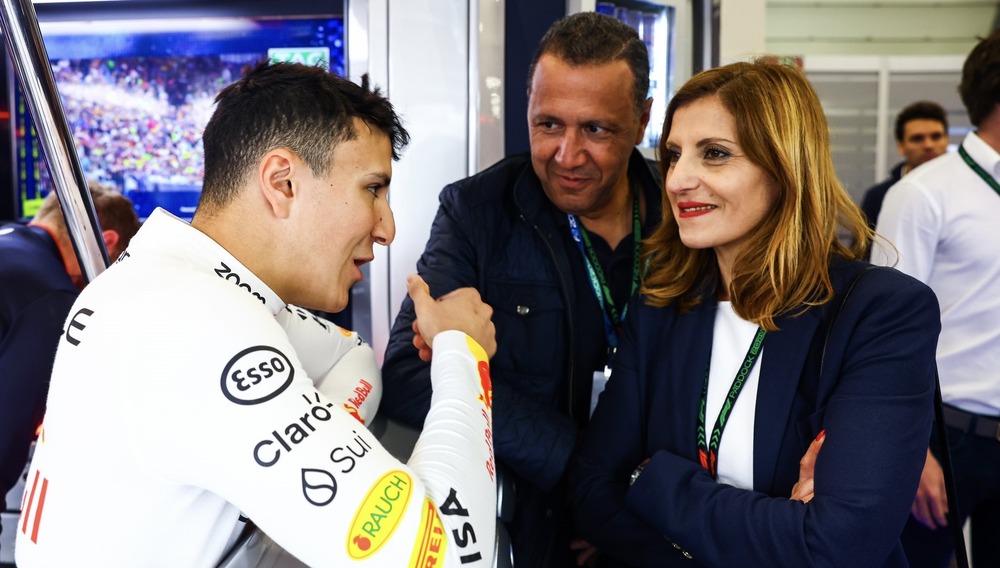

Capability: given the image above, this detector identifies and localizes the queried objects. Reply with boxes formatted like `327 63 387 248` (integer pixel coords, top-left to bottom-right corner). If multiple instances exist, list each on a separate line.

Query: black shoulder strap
822 265 969 568
819 265 876 381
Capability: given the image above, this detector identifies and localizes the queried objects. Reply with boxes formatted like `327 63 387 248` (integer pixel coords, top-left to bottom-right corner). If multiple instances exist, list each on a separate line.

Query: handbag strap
819 265 876 380
822 265 968 568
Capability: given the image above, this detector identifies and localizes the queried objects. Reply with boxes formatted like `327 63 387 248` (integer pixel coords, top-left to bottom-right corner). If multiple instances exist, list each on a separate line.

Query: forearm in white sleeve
408 330 497 565
274 304 381 425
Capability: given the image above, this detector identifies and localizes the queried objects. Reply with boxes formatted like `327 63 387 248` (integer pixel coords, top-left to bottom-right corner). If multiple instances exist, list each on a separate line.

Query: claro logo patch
221 346 294 405
347 470 412 559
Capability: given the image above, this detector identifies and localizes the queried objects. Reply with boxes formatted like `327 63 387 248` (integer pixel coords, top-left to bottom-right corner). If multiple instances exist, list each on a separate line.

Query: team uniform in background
0 224 78 554
16 209 496 567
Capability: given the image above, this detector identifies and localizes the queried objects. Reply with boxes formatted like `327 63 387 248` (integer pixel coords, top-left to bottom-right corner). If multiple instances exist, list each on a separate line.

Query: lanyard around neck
958 144 1000 197
566 181 642 351
697 326 767 480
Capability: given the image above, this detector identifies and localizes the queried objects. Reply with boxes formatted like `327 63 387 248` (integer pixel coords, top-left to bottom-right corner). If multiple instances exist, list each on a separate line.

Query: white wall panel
766 1 994 56
804 55 968 205
368 0 471 362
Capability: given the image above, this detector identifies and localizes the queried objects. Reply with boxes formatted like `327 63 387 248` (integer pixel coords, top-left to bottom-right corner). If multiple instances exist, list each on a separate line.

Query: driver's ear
258 149 297 218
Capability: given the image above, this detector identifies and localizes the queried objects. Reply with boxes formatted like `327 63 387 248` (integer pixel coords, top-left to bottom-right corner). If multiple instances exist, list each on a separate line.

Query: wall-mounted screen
15 14 344 221
597 0 675 150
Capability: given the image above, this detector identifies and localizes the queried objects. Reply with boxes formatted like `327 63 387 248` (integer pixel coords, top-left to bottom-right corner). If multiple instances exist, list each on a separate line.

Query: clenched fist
407 274 496 361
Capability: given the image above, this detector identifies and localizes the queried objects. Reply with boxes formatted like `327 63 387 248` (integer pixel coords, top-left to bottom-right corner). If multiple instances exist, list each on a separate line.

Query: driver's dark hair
200 61 409 211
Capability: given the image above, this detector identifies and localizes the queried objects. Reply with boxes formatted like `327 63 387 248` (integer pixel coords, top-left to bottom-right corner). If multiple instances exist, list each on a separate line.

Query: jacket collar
752 309 822 493
890 161 906 181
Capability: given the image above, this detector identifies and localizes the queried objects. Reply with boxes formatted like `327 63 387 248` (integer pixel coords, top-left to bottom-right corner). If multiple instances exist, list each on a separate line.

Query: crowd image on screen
15 17 345 220
46 55 253 196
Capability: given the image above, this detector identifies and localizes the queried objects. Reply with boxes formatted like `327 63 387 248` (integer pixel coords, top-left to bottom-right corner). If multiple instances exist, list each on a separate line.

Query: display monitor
13 13 344 221
596 0 676 150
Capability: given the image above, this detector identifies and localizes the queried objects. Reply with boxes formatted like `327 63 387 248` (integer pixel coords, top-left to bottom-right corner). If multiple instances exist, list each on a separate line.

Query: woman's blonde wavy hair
641 60 873 330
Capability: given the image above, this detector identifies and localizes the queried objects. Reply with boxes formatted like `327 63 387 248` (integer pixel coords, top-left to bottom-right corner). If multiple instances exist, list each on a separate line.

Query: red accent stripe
30 478 48 543
21 470 40 534
413 500 435 563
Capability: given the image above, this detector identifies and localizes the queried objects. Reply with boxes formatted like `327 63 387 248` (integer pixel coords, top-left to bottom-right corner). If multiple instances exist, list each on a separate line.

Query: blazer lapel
752 311 822 494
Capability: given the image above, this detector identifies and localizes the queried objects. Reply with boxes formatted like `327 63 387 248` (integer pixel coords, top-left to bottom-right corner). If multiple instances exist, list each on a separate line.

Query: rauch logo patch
347 470 412 559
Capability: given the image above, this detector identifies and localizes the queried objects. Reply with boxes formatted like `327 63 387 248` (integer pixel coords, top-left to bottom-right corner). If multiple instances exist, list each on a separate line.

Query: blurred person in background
860 100 949 240
0 181 138 553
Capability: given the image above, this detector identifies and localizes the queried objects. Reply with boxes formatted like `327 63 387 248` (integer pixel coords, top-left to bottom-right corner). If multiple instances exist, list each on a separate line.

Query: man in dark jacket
860 100 949 236
381 12 663 567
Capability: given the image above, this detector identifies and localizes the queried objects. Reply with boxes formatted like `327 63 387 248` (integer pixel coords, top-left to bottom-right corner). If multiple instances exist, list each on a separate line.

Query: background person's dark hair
895 100 949 141
526 12 650 118
960 28 1000 127
200 61 409 211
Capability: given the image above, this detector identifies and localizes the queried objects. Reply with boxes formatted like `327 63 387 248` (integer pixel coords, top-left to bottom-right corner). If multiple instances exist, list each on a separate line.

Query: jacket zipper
525 214 577 418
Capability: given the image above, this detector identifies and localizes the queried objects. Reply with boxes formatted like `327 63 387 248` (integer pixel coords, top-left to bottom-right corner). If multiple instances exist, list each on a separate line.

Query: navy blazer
572 260 940 567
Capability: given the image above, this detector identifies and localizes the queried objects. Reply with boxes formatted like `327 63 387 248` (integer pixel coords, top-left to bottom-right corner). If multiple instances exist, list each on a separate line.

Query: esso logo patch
221 346 295 405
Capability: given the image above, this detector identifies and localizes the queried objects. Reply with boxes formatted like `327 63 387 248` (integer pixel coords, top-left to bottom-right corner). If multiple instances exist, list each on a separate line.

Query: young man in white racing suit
15 62 497 567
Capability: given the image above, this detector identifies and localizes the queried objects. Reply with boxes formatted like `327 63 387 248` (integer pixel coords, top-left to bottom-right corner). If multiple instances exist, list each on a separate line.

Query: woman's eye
704 147 729 160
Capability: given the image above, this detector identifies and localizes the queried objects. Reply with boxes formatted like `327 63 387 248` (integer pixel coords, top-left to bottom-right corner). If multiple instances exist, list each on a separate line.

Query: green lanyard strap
958 144 1000 197
696 326 767 479
566 181 642 351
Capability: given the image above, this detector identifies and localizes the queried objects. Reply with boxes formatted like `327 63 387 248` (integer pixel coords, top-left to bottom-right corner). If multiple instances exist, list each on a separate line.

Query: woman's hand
791 430 826 503
570 539 600 567
911 449 949 529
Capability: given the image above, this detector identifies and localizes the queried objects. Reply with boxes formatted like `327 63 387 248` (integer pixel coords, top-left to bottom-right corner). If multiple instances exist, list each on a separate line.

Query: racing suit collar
129 208 286 315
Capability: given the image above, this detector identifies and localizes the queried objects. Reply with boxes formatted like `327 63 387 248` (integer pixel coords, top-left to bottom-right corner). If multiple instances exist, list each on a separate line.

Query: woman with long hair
572 60 940 567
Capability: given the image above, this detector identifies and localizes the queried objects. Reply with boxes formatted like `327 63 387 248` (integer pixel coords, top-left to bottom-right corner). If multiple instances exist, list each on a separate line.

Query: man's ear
101 229 120 257
258 149 297 219
635 97 653 145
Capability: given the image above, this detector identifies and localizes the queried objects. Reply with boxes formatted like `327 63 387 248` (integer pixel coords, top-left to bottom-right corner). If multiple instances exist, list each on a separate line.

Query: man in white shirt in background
873 29 1000 568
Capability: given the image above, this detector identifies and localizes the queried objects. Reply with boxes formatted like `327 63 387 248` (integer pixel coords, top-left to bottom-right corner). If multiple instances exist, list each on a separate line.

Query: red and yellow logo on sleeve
466 336 492 411
408 497 447 567
347 470 413 559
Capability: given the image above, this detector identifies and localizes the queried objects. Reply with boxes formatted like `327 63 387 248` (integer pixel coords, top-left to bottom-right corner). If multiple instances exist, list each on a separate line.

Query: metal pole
0 0 109 284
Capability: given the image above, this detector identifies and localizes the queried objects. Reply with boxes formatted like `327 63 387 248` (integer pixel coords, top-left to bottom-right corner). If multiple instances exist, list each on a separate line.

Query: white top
706 302 762 490
16 209 496 567
872 132 1000 416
